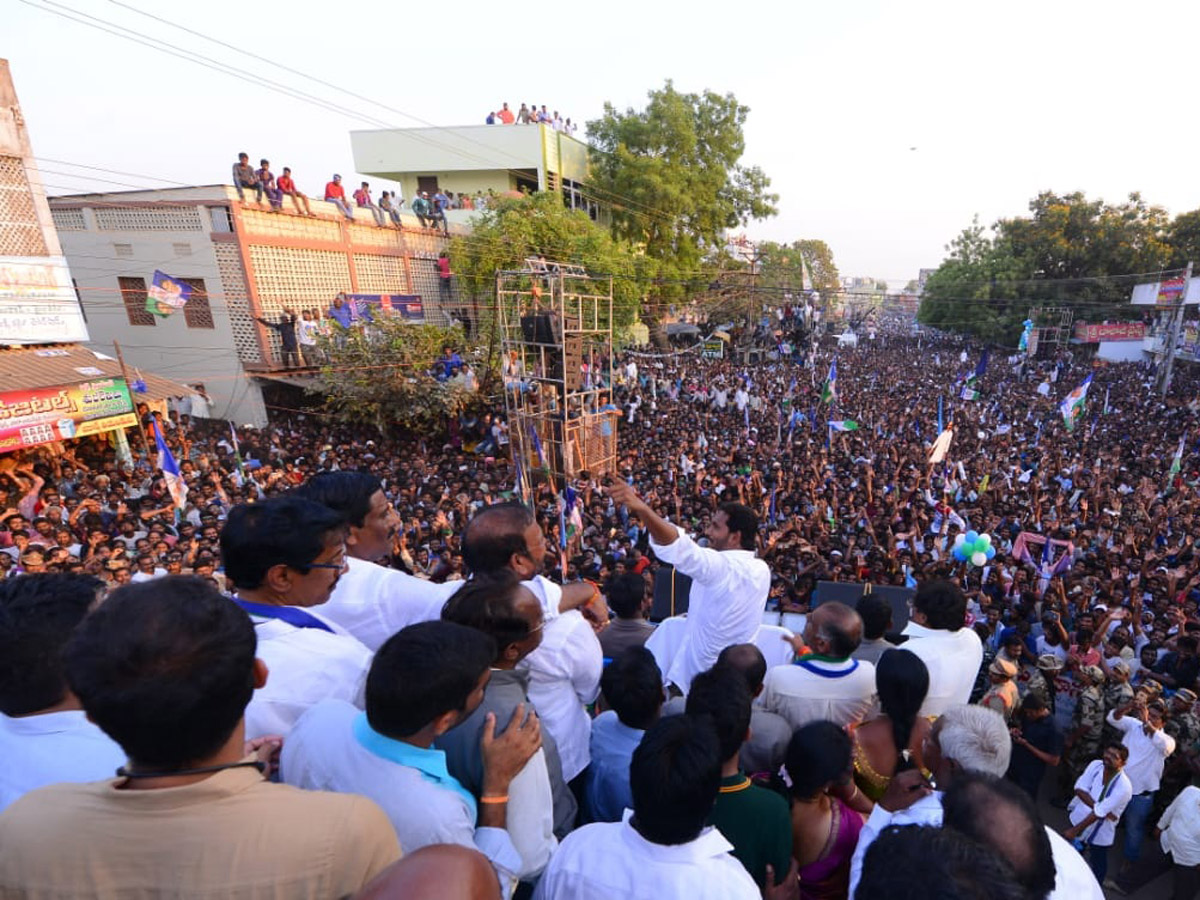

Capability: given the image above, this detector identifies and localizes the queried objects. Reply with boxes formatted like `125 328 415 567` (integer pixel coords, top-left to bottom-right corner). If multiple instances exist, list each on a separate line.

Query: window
416 176 440 196
208 206 234 233
118 277 155 326
178 278 214 329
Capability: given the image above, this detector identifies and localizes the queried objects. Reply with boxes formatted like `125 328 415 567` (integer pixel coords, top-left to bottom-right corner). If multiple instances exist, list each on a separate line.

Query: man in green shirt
685 665 795 889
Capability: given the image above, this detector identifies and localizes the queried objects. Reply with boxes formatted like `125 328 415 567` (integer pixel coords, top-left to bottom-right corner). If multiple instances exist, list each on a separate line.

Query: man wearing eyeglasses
220 496 371 739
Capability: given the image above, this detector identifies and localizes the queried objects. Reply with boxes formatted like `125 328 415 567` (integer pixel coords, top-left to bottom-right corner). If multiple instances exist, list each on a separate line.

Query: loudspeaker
521 313 560 345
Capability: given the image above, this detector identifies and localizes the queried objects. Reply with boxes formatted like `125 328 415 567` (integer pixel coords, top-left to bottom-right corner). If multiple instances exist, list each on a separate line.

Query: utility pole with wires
1159 260 1193 398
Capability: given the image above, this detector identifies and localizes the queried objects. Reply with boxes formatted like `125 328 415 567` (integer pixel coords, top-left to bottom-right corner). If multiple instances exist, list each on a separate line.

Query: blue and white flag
152 419 187 509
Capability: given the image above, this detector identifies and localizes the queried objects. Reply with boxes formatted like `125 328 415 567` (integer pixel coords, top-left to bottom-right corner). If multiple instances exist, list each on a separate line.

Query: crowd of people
4 327 1200 898
486 102 578 135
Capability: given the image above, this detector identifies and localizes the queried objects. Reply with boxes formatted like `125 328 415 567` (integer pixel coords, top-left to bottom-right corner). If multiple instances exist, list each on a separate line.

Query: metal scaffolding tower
497 259 617 493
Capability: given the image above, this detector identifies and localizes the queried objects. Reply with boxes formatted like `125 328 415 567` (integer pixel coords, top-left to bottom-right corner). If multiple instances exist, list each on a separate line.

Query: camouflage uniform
1159 706 1200 814
1026 669 1055 712
1060 683 1105 799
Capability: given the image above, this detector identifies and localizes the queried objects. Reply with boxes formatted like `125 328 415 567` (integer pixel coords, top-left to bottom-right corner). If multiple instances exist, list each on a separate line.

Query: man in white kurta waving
608 483 770 696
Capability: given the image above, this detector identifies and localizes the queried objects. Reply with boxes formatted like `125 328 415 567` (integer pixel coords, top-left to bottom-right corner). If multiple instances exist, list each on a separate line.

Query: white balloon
980 533 992 546
971 551 987 567
954 534 966 547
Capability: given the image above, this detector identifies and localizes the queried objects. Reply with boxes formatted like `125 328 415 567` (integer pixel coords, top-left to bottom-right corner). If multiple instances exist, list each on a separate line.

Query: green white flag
828 420 860 432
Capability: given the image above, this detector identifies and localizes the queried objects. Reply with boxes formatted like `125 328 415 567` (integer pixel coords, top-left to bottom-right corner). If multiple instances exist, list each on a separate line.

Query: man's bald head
715 643 768 694
355 845 500 900
806 602 862 659
461 501 537 576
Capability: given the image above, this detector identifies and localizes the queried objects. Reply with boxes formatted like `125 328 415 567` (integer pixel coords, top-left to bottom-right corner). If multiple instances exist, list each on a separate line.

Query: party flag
828 420 860 432
1059 374 1093 432
820 359 837 404
153 420 188 509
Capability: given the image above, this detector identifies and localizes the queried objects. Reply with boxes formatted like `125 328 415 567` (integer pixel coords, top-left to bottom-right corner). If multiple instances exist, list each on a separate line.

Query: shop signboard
0 377 137 452
0 256 90 344
1073 322 1146 343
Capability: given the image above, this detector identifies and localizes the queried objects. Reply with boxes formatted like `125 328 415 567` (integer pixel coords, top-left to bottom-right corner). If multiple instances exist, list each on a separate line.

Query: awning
0 344 197 403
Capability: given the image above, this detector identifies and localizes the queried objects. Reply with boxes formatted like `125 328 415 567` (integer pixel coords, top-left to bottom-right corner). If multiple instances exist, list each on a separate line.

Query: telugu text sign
1074 322 1146 342
0 378 136 452
0 256 90 343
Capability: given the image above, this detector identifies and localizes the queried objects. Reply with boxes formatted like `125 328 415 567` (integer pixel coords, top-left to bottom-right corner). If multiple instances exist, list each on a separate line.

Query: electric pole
1159 260 1193 398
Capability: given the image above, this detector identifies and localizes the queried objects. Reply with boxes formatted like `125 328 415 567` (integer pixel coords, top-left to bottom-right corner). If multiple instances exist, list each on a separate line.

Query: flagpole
113 340 153 465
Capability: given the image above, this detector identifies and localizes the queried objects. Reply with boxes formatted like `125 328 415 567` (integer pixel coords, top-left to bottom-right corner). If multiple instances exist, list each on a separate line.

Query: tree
449 192 647 363
587 81 778 340
755 239 841 295
920 192 1174 342
319 320 475 435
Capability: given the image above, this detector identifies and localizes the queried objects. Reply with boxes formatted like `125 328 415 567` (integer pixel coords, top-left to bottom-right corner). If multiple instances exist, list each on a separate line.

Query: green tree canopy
586 81 778 335
449 191 646 344
755 239 841 295
319 321 475 435
919 191 1177 343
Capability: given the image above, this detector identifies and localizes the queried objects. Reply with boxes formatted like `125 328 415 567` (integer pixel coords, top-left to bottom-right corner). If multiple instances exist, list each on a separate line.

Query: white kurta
649 527 770 693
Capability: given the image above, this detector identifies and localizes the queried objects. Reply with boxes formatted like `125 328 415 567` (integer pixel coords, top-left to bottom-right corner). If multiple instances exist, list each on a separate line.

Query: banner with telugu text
0 377 137 452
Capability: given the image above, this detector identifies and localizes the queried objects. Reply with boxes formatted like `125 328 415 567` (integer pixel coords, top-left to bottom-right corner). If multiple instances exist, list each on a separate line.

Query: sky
8 0 1200 288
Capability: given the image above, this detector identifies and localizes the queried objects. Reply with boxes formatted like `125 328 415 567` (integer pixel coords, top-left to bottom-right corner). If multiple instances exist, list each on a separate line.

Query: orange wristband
479 795 508 804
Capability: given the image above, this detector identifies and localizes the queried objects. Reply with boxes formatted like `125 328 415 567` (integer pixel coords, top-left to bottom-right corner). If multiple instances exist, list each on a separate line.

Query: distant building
50 186 458 425
351 123 604 222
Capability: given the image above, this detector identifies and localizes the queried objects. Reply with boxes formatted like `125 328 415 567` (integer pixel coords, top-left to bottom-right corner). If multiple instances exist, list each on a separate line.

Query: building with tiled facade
49 187 458 425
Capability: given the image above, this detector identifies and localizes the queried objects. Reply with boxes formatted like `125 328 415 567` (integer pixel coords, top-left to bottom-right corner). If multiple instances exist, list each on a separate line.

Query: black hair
0 573 104 715
913 580 968 631
294 471 383 528
607 571 648 619
220 496 346 590
685 665 752 761
785 720 852 799
719 502 758 552
629 715 722 845
715 643 768 694
441 570 535 660
1179 635 1199 653
857 825 1029 900
943 773 1057 900
600 646 663 730
461 501 535 575
857 594 893 641
877 648 929 769
1105 741 1130 762
366 621 495 738
64 576 256 769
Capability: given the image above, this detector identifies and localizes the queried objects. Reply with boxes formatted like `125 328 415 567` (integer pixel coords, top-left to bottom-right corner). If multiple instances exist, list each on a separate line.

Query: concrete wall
352 124 546 177
54 200 269 426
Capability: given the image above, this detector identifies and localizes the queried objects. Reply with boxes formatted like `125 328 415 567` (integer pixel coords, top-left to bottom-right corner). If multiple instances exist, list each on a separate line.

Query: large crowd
3 325 1200 899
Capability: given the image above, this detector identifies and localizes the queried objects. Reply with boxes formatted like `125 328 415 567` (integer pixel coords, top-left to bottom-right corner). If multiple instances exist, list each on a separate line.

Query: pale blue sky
8 0 1200 285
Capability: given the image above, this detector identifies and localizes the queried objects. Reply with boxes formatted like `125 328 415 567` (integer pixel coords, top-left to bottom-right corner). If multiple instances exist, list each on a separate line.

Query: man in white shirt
1157 784 1200 900
848 704 1104 900
898 580 983 716
283 620 539 890
1108 697 1176 882
460 502 604 786
0 573 125 813
761 601 877 730
609 483 769 695
1064 743 1133 883
219 496 372 738
300 472 454 650
534 715 759 900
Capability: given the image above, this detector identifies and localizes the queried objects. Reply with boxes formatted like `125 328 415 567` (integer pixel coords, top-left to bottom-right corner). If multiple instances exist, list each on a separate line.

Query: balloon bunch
953 531 995 567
